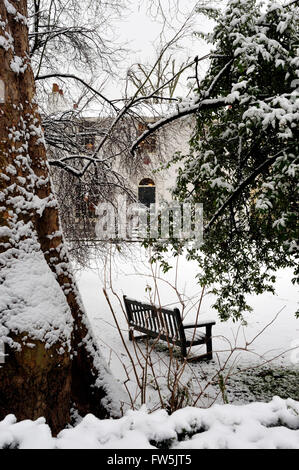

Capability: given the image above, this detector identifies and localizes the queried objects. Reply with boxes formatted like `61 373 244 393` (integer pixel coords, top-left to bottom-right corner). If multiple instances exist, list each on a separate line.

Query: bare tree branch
36 73 119 111
130 58 234 154
131 97 227 154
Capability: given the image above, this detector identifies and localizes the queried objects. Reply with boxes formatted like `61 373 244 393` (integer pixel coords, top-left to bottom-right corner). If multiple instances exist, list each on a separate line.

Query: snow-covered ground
76 246 299 411
1 246 298 450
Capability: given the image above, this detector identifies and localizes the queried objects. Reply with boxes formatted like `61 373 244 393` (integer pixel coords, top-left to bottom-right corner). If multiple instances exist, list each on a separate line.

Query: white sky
104 0 219 98
116 1 203 62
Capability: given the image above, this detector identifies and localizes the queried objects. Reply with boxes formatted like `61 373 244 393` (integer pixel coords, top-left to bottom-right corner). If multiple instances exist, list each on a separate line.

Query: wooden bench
123 296 215 361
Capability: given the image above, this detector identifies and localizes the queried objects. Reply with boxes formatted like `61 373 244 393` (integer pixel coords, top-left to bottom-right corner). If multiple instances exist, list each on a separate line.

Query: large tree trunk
0 0 120 435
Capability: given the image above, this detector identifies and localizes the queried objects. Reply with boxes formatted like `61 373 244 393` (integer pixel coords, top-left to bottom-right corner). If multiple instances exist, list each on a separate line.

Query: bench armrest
183 321 215 329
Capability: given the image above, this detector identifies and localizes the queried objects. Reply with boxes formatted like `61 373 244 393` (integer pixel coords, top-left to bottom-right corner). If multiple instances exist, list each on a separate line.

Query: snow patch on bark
0 251 73 351
10 55 27 74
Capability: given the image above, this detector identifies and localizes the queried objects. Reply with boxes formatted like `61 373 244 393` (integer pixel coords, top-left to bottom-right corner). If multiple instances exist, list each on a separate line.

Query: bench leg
181 342 187 359
129 329 134 341
206 325 213 360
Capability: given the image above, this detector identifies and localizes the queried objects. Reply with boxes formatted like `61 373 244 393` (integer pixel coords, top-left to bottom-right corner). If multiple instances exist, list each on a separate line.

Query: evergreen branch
204 149 288 233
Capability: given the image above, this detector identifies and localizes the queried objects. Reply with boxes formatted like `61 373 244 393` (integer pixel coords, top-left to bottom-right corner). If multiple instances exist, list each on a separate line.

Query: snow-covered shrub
0 397 298 449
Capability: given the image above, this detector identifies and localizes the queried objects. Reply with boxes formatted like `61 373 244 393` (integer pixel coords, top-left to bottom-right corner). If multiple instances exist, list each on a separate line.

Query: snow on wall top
0 396 298 449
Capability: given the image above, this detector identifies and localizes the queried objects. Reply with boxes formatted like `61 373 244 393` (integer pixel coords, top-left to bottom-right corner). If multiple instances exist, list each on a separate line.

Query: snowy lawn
76 246 299 410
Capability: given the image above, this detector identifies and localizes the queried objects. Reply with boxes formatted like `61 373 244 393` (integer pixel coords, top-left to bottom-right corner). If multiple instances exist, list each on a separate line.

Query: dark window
138 178 155 207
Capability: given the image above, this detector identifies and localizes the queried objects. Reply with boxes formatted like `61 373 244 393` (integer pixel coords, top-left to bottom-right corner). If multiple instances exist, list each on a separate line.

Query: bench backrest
123 296 183 341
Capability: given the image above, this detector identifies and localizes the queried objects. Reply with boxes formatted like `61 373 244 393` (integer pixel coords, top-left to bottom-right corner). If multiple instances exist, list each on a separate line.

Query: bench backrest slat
154 309 163 334
163 310 177 339
124 296 182 341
